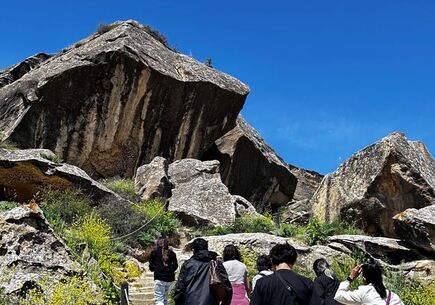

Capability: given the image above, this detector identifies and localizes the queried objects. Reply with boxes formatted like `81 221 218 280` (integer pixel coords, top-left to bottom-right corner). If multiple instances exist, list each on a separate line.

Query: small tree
204 57 213 68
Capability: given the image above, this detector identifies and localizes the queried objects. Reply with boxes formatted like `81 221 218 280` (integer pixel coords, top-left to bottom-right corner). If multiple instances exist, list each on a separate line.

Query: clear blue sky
1 1 434 174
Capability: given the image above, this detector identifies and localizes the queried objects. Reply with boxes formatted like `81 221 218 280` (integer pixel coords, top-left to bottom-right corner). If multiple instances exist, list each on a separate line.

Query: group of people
149 237 405 305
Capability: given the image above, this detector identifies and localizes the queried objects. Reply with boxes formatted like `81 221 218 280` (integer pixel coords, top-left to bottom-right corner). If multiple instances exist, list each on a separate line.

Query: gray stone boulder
168 159 236 226
311 132 435 236
0 206 79 294
281 200 312 225
328 235 424 265
234 195 261 217
0 20 249 178
394 205 435 256
135 156 170 201
202 116 297 211
0 148 126 204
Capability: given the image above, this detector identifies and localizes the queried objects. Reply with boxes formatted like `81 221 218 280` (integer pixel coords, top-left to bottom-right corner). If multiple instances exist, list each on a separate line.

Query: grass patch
206 213 275 236
0 133 18 150
101 178 137 202
0 201 19 212
40 153 63 164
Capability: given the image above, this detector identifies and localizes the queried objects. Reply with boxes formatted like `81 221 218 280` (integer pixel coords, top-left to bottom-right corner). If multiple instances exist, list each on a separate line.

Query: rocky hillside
0 20 249 178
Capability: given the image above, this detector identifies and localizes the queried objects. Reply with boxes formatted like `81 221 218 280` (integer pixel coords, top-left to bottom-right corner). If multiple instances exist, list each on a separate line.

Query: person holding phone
334 258 404 305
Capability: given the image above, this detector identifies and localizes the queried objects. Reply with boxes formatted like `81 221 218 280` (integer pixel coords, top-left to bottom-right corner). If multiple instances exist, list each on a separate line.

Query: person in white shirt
222 245 250 305
334 258 404 305
251 255 273 291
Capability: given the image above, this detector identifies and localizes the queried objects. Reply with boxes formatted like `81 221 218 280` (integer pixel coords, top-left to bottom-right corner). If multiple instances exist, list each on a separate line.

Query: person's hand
349 265 362 281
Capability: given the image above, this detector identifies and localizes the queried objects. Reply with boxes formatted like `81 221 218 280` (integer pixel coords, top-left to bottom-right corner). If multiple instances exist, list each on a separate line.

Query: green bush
0 133 18 150
303 218 363 246
239 246 257 278
275 223 304 238
135 198 181 247
101 178 138 202
400 281 435 305
18 276 110 305
207 213 275 236
0 201 19 212
39 189 93 233
40 153 63 164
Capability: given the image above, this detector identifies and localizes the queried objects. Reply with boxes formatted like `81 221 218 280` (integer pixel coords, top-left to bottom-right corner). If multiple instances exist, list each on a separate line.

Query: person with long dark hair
309 258 343 305
149 237 178 305
223 245 250 305
334 258 404 305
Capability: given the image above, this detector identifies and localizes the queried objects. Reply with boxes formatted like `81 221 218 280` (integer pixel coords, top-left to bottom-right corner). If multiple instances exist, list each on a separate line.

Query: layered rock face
203 116 297 211
0 206 79 294
168 159 236 226
394 205 435 256
0 148 125 204
289 166 323 202
0 21 249 178
311 132 435 236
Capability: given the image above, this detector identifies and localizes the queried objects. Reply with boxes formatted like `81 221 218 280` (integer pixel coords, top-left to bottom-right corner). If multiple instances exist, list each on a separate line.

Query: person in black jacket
250 243 313 305
174 238 232 305
149 237 178 305
309 258 343 305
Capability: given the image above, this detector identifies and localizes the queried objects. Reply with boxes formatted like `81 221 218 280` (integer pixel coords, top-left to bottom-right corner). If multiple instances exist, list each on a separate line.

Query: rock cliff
311 132 435 236
202 116 297 211
0 20 249 178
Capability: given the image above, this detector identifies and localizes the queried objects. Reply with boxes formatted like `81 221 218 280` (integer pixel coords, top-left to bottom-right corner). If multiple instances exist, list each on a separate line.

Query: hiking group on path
148 237 405 305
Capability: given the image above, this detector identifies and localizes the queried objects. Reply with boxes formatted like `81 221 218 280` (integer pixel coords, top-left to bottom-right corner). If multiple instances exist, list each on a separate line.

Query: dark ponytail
361 259 387 299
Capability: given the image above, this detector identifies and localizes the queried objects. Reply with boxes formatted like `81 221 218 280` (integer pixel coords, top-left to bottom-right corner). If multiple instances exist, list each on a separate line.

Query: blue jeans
154 280 174 305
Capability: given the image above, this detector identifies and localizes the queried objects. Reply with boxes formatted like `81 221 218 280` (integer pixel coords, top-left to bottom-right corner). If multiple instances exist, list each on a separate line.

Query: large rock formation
135 156 170 201
0 20 249 178
394 205 435 256
202 116 297 211
0 148 126 204
311 132 435 236
168 159 236 226
0 206 79 295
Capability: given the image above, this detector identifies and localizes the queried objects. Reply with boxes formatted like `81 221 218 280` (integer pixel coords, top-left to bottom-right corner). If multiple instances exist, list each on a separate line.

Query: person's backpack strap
275 271 301 303
385 290 392 305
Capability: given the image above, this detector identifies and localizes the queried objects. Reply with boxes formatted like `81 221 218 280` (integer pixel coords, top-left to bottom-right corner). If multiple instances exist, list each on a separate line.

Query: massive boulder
202 116 297 211
168 159 236 226
0 148 126 204
0 206 79 295
135 156 170 201
0 20 249 178
394 205 435 256
311 132 435 236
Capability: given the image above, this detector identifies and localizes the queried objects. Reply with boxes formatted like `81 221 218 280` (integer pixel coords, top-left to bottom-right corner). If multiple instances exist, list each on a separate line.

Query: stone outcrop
0 148 126 204
202 116 297 211
311 132 435 236
288 165 323 202
394 205 435 256
135 156 170 201
168 159 236 226
0 20 249 178
234 195 261 217
328 235 423 265
0 206 79 294
0 53 50 89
